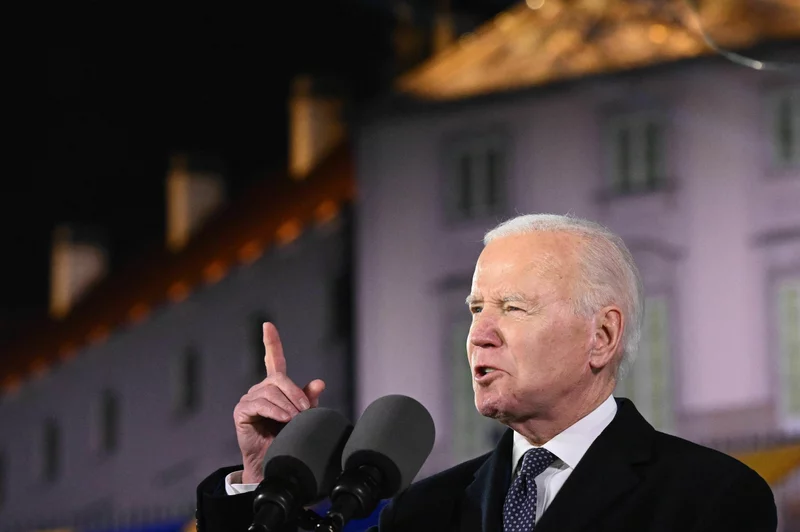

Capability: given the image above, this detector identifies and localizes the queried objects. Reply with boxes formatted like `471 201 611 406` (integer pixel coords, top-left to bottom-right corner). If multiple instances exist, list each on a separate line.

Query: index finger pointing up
263 322 287 376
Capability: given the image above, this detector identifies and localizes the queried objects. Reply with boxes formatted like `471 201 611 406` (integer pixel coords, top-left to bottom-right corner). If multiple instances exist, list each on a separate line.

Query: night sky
1 0 513 348
3 2 393 331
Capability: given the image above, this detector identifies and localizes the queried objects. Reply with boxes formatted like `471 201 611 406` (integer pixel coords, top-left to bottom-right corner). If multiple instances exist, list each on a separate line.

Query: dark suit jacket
196 399 777 532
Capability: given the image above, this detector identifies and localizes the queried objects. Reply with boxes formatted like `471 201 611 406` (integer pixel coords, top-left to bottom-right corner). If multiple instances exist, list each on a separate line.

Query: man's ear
589 306 624 372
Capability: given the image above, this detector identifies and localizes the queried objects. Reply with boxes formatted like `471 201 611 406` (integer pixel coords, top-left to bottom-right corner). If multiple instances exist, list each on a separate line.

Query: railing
702 431 800 455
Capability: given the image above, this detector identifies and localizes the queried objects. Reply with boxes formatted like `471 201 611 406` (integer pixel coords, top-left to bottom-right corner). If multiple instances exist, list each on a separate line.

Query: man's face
466 232 595 422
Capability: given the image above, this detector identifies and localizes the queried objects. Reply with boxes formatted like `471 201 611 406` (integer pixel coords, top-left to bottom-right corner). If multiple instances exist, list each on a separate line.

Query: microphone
248 407 353 532
318 395 436 532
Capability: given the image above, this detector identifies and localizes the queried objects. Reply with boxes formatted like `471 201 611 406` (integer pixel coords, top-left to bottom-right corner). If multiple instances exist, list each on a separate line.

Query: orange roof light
238 239 264 265
314 200 340 225
1 374 22 394
276 219 302 246
203 260 228 285
58 343 78 362
168 281 191 302
87 325 110 345
649 23 669 44
128 303 151 324
0 145 354 395
30 357 50 378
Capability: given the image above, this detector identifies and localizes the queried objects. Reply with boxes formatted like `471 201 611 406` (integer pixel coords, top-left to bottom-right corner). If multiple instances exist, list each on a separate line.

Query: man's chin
476 395 515 422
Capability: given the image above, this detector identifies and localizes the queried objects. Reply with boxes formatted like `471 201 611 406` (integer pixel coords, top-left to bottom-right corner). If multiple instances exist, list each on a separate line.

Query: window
615 296 674 432
249 312 274 382
175 346 201 415
777 278 800 431
99 389 120 454
607 113 667 194
446 132 507 221
451 320 502 464
330 270 352 343
770 87 800 168
42 418 61 482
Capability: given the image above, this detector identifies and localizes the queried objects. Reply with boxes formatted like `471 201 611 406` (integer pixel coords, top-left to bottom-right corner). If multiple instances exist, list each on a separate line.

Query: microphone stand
315 465 383 532
248 476 305 532
260 465 382 532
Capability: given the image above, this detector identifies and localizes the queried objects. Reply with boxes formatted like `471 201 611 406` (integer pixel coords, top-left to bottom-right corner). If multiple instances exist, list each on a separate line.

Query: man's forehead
471 234 580 297
474 247 565 277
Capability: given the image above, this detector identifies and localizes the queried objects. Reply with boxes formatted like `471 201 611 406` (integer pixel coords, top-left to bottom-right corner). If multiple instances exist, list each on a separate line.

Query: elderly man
196 214 777 532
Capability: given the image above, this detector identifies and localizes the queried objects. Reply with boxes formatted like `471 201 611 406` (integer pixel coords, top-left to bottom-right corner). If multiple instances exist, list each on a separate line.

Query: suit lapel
534 398 655 532
460 430 514 532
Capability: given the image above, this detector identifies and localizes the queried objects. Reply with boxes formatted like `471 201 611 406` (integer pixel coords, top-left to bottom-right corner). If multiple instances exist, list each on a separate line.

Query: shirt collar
512 394 618 472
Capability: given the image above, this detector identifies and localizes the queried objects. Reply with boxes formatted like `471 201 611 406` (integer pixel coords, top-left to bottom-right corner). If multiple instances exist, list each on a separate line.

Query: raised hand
232 322 326 483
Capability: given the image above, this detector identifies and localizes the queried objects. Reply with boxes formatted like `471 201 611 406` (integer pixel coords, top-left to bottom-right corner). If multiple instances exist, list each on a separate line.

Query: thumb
303 379 326 407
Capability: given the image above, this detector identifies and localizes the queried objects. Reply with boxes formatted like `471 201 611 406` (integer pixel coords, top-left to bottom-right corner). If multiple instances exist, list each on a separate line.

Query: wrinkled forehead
471 232 583 289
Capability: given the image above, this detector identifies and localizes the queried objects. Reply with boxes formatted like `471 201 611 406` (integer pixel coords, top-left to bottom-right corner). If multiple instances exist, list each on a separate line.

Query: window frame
173 345 202 418
766 85 800 171
41 417 61 483
615 294 676 433
775 276 800 433
441 129 510 225
96 388 120 455
604 111 670 196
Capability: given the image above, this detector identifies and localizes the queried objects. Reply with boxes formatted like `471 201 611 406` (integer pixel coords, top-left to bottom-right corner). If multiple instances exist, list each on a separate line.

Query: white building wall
0 223 352 529
356 61 800 473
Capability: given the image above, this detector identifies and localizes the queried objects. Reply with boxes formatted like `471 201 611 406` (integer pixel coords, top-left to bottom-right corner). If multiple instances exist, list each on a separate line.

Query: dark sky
3 1 397 325
2 0 513 344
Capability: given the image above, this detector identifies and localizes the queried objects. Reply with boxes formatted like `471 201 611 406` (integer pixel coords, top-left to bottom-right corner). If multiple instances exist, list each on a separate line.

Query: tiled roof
397 0 799 100
0 146 354 395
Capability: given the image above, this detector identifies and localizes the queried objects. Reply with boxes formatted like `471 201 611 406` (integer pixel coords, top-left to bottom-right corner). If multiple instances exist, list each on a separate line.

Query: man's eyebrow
501 293 529 303
465 293 531 306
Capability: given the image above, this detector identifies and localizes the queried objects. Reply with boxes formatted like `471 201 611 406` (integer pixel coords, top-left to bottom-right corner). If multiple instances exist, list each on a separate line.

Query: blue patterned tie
503 448 557 531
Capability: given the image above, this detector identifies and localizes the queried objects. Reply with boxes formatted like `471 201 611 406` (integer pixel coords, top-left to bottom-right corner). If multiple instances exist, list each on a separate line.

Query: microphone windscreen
341 395 435 498
262 407 353 502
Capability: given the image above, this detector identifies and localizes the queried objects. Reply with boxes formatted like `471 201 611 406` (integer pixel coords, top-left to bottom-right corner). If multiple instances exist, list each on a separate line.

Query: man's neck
508 386 614 446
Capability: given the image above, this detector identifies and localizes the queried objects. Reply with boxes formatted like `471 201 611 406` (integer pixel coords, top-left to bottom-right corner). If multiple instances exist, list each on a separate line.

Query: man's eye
505 306 523 312
470 306 482 314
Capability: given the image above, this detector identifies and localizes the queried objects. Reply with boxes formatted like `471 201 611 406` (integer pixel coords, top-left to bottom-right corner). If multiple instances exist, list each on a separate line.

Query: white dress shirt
226 469 258 495
225 394 618 504
510 394 617 521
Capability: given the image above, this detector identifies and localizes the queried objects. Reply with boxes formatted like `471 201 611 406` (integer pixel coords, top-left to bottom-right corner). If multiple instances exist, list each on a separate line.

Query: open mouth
474 365 500 380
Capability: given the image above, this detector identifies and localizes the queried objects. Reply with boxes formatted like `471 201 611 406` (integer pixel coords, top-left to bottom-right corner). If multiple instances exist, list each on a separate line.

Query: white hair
484 213 644 380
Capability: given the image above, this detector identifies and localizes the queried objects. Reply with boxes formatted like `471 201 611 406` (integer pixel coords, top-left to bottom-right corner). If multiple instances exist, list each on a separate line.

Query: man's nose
469 314 502 348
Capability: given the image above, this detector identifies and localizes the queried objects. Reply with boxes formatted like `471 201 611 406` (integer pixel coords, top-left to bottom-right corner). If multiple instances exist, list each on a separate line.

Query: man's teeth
483 368 495 374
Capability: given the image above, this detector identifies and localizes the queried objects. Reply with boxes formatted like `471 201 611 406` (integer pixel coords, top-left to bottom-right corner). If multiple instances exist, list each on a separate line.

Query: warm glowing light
648 23 669 44
59 343 78 361
398 0 788 101
30 357 50 378
238 239 264 265
203 260 228 285
1 375 21 394
459 32 476 45
314 200 340 225
276 219 302 246
128 303 151 324
168 281 191 302
87 325 110 344
495 12 516 33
